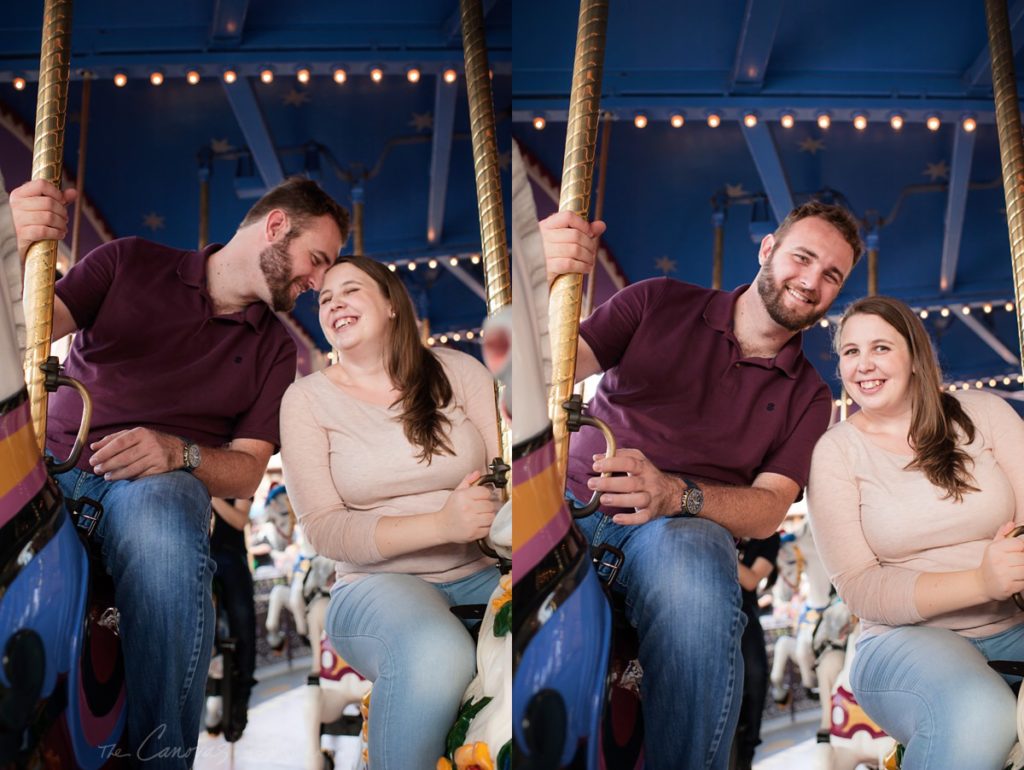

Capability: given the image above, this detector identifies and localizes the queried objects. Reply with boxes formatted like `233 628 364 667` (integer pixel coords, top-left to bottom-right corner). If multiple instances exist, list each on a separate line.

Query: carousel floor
194 660 829 769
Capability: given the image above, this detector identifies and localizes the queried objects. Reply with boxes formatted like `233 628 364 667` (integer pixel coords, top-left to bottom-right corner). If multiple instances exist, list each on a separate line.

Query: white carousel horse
770 520 833 705
814 620 895 770
437 304 513 770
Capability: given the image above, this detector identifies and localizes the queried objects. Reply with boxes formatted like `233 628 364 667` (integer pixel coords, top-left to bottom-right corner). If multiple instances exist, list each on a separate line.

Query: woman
808 296 1024 770
280 256 500 769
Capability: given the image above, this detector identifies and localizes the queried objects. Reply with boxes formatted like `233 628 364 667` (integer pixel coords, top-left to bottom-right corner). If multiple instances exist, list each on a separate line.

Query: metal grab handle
562 394 618 518
475 457 510 559
1010 525 1024 611
40 357 92 474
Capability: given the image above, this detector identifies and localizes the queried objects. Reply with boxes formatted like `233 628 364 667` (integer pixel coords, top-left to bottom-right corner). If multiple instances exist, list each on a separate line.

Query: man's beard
259 239 298 312
756 258 826 332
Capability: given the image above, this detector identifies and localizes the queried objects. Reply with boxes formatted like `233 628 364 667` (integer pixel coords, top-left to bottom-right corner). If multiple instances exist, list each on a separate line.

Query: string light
223 70 237 84
780 112 795 129
114 72 128 87
149 71 164 86
333 68 347 84
186 70 201 85
890 113 904 131
817 112 831 129
387 264 397 272
670 113 685 128
743 112 758 128
707 113 721 128
423 327 483 347
533 116 546 130
961 306 971 315
1007 302 1015 312
926 115 941 131
449 257 459 267
407 68 421 83
819 319 829 328
260 68 274 84
407 261 416 271
443 69 457 84
634 114 648 129
471 255 481 265
428 259 438 269
853 113 868 130
12 77 25 91
984 303 993 313
370 68 383 83
962 115 977 132
465 331 475 340
919 309 929 319
940 308 950 317
297 67 311 84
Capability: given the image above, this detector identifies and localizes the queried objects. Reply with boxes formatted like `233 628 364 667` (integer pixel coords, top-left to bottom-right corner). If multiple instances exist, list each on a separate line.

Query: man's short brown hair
240 176 350 245
772 200 864 268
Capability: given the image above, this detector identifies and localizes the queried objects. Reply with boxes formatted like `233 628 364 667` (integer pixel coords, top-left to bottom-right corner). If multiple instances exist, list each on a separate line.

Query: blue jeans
851 623 1024 770
577 507 747 770
326 567 500 770
54 465 214 768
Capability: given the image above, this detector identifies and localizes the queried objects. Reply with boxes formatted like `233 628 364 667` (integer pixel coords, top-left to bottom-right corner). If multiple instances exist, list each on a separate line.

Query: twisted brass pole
581 111 612 319
867 248 878 297
712 212 725 290
460 0 511 315
352 187 365 257
986 0 1024 373
70 72 90 266
23 0 74 454
548 0 609 482
460 0 511 467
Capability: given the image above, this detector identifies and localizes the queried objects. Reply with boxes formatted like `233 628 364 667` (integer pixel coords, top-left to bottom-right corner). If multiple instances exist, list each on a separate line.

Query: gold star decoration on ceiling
210 138 235 153
655 256 677 275
798 137 825 154
283 88 310 107
409 112 434 132
142 212 165 231
725 183 748 198
923 160 950 181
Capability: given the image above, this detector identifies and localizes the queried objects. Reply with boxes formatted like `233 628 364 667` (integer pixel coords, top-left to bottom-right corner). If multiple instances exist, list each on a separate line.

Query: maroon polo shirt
567 278 831 508
48 237 297 472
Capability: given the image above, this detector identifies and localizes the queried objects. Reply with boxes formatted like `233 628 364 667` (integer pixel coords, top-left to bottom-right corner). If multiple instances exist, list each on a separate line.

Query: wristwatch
182 440 202 473
676 478 704 518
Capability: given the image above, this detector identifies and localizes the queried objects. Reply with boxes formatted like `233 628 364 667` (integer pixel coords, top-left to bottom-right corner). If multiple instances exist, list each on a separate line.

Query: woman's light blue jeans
326 566 500 770
851 622 1024 770
53 464 215 768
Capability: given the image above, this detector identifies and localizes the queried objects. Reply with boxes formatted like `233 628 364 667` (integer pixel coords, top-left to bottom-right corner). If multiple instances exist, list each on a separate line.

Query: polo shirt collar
703 283 804 378
177 243 271 332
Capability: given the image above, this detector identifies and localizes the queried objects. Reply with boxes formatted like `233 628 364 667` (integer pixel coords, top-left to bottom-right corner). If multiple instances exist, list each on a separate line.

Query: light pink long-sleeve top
808 390 1024 639
280 347 499 585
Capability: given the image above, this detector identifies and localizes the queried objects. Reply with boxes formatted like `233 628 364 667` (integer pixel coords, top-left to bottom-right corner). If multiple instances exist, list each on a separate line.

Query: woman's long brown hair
836 296 979 502
330 256 454 463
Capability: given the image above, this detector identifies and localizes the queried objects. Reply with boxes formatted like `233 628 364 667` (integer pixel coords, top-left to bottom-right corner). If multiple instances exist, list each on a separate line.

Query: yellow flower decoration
491 575 512 613
452 741 493 770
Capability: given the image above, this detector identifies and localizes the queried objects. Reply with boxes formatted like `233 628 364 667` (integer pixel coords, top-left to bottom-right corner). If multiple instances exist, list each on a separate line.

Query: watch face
185 443 201 470
686 487 704 515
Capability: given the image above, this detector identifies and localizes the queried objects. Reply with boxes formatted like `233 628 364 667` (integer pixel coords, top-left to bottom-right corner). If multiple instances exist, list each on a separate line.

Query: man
11 176 348 767
541 201 861 770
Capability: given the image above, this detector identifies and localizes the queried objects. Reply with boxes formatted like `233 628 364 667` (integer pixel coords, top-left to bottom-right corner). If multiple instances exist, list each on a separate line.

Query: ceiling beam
442 261 487 301
209 0 250 47
222 78 285 189
730 0 784 92
938 127 976 293
949 304 1020 365
740 120 793 224
964 0 1024 89
427 76 458 244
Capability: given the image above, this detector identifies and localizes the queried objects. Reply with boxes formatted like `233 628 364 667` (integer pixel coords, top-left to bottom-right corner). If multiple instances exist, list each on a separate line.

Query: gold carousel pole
460 0 512 465
198 170 210 250
548 0 609 483
352 186 365 257
23 0 74 453
581 111 612 319
711 209 725 290
986 0 1024 373
69 71 89 266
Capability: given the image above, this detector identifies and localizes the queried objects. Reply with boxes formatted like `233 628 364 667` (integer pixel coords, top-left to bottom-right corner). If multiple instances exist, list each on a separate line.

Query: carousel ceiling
0 0 511 363
512 0 1024 410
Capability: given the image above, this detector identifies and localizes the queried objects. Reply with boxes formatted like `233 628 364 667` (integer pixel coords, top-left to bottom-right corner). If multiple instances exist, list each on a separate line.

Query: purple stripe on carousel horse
512 437 570 586
0 399 48 528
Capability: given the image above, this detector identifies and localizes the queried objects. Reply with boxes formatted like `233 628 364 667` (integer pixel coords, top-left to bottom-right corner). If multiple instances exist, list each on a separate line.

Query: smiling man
9 176 348 768
540 200 862 770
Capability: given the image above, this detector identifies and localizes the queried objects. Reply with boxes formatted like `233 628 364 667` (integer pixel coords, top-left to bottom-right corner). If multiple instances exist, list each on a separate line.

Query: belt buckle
68 495 104 539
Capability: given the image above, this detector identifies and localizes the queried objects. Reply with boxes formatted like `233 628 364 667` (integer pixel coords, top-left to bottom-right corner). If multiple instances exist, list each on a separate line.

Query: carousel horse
770 520 833 706
815 621 895 770
438 307 513 770
509 139 628 770
0 181 127 765
258 486 309 650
